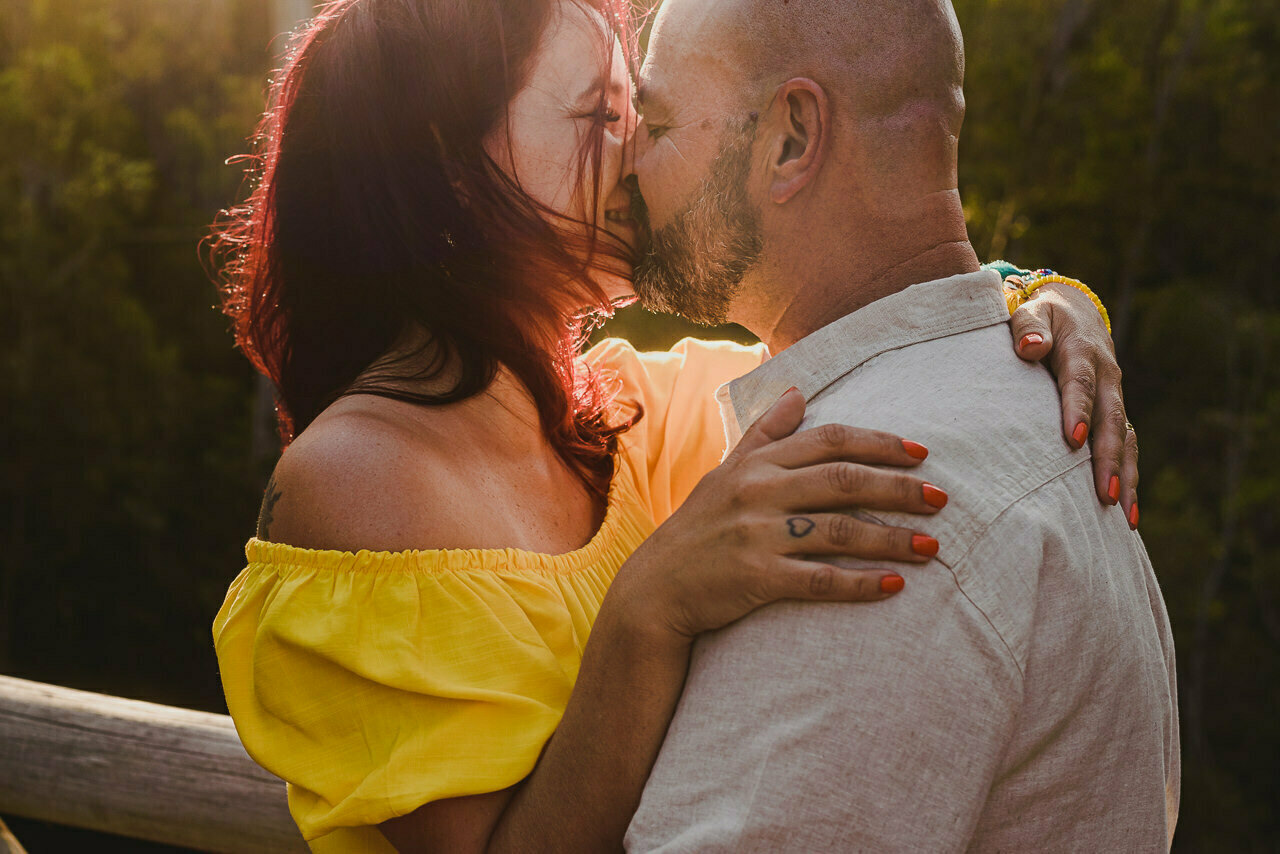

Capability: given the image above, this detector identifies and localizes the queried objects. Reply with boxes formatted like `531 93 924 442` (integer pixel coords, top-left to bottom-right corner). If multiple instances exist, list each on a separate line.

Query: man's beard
632 124 763 326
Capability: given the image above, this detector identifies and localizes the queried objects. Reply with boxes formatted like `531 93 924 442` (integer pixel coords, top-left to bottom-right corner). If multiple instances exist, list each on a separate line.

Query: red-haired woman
211 1 1133 850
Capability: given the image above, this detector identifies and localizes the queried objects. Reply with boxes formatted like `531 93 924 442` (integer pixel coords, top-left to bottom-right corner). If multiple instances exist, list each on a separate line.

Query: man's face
629 1 763 325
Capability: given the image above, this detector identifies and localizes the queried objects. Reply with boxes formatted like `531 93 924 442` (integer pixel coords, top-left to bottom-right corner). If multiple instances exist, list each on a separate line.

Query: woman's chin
592 270 637 309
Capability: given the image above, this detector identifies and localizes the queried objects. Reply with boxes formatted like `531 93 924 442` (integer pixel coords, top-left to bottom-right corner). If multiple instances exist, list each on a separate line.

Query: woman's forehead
527 0 630 101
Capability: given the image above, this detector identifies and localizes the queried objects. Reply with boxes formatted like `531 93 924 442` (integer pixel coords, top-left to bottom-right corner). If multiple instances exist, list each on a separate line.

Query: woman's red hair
210 0 640 497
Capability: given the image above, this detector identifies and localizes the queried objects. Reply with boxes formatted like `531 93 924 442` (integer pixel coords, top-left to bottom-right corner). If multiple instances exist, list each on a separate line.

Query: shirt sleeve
624 560 1024 853
584 337 768 525
213 546 603 844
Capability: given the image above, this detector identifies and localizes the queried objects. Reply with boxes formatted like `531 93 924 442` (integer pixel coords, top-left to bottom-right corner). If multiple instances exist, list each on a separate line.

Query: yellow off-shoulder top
212 338 767 852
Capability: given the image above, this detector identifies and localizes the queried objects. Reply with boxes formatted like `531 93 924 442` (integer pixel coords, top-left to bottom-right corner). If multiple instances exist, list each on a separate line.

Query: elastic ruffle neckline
241 456 650 576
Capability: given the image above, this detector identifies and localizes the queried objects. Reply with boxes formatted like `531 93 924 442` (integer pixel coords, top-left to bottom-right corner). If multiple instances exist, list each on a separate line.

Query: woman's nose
624 109 649 177
621 125 638 179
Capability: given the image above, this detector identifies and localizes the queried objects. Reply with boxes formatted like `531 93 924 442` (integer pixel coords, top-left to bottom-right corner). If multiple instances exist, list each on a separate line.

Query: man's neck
756 238 981 354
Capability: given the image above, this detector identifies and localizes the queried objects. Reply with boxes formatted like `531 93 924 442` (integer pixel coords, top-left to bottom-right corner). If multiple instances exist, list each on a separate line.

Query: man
624 0 1179 850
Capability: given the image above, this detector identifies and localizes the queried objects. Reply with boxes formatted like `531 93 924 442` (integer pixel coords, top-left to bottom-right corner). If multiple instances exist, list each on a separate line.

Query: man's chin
633 278 730 327
630 267 679 316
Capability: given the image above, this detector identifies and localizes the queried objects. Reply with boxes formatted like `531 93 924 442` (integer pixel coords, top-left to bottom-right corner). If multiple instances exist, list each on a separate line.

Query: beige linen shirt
625 271 1180 853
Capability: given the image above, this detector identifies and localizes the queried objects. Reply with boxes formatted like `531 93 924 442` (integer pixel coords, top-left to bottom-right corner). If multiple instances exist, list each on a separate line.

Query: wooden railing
0 675 307 852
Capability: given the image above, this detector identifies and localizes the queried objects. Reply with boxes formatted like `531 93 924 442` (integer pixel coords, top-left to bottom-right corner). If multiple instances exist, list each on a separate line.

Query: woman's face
485 0 638 304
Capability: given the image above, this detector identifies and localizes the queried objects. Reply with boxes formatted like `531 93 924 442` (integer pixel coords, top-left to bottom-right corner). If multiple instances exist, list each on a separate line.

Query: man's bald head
649 0 965 131
633 0 979 347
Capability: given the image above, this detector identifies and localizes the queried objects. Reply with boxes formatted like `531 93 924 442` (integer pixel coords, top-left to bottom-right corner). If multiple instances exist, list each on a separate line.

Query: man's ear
764 78 829 204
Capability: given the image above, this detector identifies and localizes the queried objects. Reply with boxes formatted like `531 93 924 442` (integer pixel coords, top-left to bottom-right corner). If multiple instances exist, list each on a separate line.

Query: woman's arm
1010 279 1139 526
381 390 938 852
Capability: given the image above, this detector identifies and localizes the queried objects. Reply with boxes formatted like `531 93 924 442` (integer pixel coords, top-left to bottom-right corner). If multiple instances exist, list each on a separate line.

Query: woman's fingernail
902 440 929 460
880 574 905 594
1128 502 1140 529
1107 475 1120 503
922 483 949 509
1072 421 1089 447
911 535 939 557
1020 332 1044 350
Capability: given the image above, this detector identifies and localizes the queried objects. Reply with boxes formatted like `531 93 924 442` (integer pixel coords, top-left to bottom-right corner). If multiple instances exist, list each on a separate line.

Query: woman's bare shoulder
257 400 474 551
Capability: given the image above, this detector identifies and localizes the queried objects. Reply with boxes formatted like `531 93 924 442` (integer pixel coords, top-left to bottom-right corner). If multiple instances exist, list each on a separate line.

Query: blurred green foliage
1 0 1277 850
0 0 272 712
954 2 1280 848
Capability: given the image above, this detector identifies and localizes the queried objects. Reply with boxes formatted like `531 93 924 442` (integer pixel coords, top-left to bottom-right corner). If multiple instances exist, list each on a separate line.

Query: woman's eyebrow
572 74 603 103
575 72 627 104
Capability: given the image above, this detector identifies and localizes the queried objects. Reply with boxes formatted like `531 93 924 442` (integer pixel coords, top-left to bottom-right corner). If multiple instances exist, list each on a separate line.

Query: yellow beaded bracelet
1003 271 1111 334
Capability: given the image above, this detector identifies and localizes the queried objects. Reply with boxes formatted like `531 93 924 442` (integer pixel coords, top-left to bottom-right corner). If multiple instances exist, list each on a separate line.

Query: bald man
624 0 1179 850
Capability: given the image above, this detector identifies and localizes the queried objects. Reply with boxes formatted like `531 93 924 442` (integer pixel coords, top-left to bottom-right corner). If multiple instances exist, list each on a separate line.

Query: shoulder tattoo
256 473 283 540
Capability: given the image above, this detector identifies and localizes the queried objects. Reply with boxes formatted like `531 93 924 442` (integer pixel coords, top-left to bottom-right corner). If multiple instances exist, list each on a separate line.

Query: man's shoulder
806 321 1084 533
804 322 1118 670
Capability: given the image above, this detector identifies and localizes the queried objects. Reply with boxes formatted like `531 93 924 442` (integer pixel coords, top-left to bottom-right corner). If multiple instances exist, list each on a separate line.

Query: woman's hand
617 387 941 644
1010 281 1140 528
397 393 943 853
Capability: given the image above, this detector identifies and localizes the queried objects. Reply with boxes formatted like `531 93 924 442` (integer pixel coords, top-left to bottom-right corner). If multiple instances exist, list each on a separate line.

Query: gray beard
633 124 762 326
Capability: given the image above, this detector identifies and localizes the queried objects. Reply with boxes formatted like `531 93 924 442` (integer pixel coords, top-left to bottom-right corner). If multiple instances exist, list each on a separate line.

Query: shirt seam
859 454 1094 681
724 271 1007 435
801 311 1011 405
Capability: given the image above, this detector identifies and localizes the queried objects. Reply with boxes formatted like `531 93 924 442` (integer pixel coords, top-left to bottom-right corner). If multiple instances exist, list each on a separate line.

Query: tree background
1 0 1276 849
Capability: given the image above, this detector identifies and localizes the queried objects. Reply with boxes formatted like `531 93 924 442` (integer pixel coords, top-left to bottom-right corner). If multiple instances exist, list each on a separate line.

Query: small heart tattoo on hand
787 516 816 538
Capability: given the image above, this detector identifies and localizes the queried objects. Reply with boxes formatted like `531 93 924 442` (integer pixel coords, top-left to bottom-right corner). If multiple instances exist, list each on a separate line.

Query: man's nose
624 115 652 186
621 116 641 178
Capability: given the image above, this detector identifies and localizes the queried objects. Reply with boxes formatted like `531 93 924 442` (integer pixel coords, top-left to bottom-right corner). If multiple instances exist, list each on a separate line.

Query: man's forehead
652 0 733 38
641 0 734 107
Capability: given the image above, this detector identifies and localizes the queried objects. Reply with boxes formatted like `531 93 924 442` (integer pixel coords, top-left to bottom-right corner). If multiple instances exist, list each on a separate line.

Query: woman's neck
355 327 556 457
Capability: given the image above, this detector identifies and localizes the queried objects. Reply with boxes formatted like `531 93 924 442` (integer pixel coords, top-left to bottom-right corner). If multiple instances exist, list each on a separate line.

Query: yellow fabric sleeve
213 477 652 848
585 337 768 525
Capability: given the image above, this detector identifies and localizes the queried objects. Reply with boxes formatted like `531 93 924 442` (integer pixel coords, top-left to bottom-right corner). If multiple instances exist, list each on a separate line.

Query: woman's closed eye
584 105 622 124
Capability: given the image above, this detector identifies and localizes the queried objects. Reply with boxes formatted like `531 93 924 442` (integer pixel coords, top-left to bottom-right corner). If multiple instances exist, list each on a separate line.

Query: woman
211 0 1133 851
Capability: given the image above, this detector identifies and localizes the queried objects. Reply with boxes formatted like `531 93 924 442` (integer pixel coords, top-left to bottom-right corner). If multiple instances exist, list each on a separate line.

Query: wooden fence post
0 675 307 853
0 818 27 854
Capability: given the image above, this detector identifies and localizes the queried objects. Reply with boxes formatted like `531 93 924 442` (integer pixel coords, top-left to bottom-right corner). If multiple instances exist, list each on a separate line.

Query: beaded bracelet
1003 268 1111 334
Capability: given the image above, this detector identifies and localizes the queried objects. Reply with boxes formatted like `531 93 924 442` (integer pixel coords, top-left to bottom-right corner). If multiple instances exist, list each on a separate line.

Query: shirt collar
716 269 1007 445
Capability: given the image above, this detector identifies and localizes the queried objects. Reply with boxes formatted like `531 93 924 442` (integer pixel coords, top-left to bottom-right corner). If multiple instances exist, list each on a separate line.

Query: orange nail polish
880 575 905 594
911 535 939 557
902 440 929 460
922 483 949 509
1072 421 1089 447
1107 475 1120 503
1129 502 1140 529
1020 333 1044 350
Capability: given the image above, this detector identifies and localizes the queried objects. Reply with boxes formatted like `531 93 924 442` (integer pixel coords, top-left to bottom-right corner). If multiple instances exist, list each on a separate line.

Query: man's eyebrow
636 81 666 112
